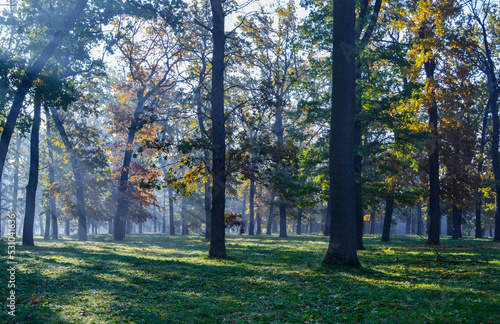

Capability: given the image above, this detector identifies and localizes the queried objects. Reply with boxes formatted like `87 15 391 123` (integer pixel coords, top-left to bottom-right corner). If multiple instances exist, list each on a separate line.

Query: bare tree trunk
323 0 359 266
279 197 287 238
11 137 21 238
51 108 87 241
266 192 275 235
23 94 41 246
381 198 394 242
209 0 227 258
297 209 302 235
416 202 423 235
46 123 59 240
181 197 188 235
169 185 175 235
249 176 255 235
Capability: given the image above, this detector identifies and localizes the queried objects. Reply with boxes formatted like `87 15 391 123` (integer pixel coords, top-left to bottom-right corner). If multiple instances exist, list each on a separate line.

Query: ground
1 234 499 323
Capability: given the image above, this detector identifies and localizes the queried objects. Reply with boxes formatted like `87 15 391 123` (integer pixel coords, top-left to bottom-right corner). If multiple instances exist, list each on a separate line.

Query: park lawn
1 234 499 323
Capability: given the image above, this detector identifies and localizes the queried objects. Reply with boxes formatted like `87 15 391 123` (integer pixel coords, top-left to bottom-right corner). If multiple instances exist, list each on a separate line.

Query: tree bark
416 202 423 235
297 209 302 235
0 0 88 188
51 108 87 241
169 185 175 235
181 197 188 235
11 137 21 238
279 197 287 237
209 0 227 258
22 94 41 246
46 123 59 240
266 192 275 235
369 210 375 235
323 0 360 266
249 176 255 235
425 59 441 246
381 198 394 242
65 220 70 236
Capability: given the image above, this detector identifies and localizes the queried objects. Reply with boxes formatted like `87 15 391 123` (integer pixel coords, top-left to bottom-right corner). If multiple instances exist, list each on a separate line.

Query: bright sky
225 0 309 32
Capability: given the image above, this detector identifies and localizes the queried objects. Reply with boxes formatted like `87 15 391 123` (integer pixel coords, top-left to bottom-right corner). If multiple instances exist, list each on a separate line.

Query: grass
1 234 499 323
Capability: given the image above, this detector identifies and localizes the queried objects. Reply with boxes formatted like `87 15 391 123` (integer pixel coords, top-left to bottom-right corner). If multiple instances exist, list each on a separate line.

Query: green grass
1 234 499 323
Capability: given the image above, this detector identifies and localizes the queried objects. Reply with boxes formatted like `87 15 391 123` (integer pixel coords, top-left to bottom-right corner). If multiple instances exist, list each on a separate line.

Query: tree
110 13 181 240
322 0 360 267
0 0 89 189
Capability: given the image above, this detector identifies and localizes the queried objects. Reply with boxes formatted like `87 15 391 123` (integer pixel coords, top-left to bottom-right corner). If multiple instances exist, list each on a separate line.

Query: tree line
0 0 498 266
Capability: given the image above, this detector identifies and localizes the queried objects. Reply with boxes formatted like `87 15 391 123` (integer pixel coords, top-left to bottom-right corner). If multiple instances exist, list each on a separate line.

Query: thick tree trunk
108 221 113 234
323 0 360 266
65 220 70 236
169 185 175 235
23 94 41 246
139 222 143 234
51 108 87 241
381 198 394 242
209 0 227 258
0 0 88 188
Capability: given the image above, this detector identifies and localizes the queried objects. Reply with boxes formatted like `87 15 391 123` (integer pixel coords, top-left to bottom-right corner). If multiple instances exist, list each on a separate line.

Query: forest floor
0 234 499 323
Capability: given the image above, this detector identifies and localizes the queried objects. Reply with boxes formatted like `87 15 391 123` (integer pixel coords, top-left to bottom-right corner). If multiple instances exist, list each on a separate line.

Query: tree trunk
44 211 51 240
169 185 175 235
297 209 302 235
11 137 21 238
208 0 227 258
108 221 113 234
381 198 394 242
204 155 212 240
161 188 166 233
423 53 441 245
475 101 489 238
46 123 59 240
51 108 87 241
452 205 463 239
369 211 375 234
490 91 500 241
355 119 365 249
249 177 255 235
181 197 188 235
405 211 412 235
65 220 70 236
139 222 143 234
279 197 287 237
323 0 359 266
416 202 423 235
0 0 88 189
22 94 41 246
266 192 275 235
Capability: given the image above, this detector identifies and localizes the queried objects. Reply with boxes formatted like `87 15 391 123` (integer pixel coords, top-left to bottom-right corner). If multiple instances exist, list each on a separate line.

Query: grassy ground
1 234 499 323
